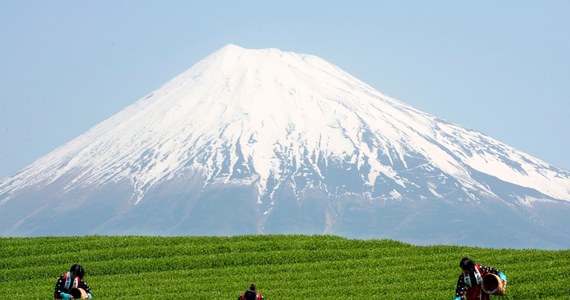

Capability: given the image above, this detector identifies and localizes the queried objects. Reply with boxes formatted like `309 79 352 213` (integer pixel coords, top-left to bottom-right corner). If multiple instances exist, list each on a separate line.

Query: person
454 257 507 300
54 264 93 299
238 283 265 300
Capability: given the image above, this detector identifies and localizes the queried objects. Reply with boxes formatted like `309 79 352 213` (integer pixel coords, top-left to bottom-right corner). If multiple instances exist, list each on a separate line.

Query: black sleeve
80 278 92 295
54 274 66 297
454 273 466 299
480 265 501 276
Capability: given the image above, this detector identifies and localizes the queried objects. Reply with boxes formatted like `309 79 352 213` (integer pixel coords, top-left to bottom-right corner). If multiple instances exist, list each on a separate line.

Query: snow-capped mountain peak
1 45 569 248
4 44 568 204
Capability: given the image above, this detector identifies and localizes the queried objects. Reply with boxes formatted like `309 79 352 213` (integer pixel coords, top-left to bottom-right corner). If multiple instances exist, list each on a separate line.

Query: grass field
1 235 568 299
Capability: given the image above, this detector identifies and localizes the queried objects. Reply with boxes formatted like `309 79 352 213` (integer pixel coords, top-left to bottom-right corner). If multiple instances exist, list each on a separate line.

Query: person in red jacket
54 264 93 299
454 257 507 300
238 283 265 300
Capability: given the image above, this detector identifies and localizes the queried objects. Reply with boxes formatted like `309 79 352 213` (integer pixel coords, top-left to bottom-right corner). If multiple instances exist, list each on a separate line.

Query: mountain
1 44 569 249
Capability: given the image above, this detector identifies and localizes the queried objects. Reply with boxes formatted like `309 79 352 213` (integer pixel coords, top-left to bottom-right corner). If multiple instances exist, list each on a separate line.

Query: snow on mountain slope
1 45 569 248
2 44 568 206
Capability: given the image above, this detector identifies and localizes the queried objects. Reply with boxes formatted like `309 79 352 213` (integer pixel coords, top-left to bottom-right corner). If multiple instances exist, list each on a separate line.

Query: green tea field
1 235 568 299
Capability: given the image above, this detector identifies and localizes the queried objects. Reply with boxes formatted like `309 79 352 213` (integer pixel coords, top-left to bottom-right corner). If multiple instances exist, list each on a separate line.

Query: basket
69 287 88 299
482 273 506 295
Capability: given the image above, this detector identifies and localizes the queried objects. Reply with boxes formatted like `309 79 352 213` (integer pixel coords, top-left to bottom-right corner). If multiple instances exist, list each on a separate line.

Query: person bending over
454 257 507 300
54 264 93 299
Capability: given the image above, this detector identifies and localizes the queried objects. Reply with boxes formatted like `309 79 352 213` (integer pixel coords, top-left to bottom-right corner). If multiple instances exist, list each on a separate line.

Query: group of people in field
54 257 506 299
52 264 264 300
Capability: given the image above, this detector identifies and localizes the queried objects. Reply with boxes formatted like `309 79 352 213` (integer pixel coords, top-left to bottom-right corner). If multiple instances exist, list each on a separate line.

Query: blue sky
1 1 569 179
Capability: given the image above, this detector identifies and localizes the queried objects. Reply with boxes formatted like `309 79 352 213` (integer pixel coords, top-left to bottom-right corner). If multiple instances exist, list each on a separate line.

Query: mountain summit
1 44 569 249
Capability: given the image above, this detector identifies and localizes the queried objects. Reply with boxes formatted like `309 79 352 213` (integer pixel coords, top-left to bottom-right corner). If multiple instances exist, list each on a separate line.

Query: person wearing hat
453 257 507 300
238 283 265 300
54 264 93 299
